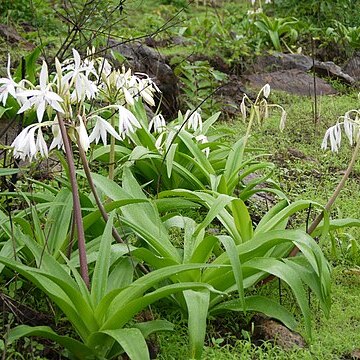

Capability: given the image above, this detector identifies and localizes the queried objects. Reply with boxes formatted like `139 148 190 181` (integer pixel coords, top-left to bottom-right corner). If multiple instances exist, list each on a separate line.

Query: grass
1 1 360 359
155 262 360 359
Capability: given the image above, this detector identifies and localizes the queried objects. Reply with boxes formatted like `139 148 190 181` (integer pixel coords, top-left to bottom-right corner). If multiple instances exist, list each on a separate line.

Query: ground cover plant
0 0 360 359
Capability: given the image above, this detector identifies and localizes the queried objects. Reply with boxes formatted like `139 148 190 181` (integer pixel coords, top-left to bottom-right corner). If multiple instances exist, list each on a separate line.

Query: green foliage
85 167 333 358
0 212 219 359
253 14 299 52
173 60 227 115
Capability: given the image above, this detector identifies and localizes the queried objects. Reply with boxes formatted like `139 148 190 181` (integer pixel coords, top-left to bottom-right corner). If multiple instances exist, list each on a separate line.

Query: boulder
242 69 337 96
312 61 355 85
343 52 360 83
249 52 313 73
0 24 34 50
108 40 179 117
250 52 355 86
251 314 306 350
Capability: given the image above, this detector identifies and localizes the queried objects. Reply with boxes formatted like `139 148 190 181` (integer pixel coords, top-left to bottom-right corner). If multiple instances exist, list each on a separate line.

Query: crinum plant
0 48 160 285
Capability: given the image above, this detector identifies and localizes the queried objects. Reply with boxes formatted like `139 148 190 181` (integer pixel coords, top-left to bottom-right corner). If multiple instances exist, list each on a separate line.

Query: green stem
57 113 90 288
78 144 149 275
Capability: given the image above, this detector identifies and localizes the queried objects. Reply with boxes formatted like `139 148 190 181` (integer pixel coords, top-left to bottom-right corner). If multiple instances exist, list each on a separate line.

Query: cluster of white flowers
248 0 271 16
240 83 286 131
151 109 210 157
0 49 161 161
321 109 360 152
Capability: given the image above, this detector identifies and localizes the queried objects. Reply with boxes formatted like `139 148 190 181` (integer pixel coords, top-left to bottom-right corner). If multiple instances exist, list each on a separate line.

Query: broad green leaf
91 212 115 306
101 328 150 360
218 235 245 311
8 325 95 359
231 199 253 242
244 257 312 338
44 189 73 256
166 143 178 178
210 295 297 330
0 168 19 176
184 289 210 360
134 320 174 338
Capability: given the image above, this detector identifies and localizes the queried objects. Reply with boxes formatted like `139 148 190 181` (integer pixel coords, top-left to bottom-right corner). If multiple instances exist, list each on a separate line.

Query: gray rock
250 52 355 85
0 24 34 50
242 69 337 96
344 52 360 82
312 61 355 85
250 52 313 73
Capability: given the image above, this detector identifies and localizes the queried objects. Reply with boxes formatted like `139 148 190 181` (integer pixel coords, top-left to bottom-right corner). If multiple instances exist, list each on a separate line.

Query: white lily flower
49 122 64 151
321 123 342 152
240 96 247 121
17 61 64 122
280 109 287 131
123 87 135 106
76 115 90 152
149 114 166 134
262 83 271 98
0 55 19 106
117 105 141 139
11 123 49 160
185 110 202 132
195 134 210 157
88 115 121 145
62 49 98 102
36 127 48 158
155 131 166 152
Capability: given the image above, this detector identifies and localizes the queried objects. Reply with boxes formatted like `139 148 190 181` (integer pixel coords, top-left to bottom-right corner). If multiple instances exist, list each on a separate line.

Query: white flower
123 87 134 106
88 115 121 145
149 114 166 134
117 105 141 139
76 115 90 152
17 61 64 122
240 96 247 121
11 123 49 161
321 123 342 152
135 73 160 107
185 110 202 132
262 83 271 98
280 110 287 131
49 122 64 151
61 49 98 102
0 55 19 106
36 128 48 158
195 134 210 157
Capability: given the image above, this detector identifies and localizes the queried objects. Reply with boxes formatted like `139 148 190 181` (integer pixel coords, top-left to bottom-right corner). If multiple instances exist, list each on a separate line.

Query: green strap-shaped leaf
218 235 245 311
231 198 253 242
101 328 150 360
91 212 115 306
184 289 210 360
210 295 297 330
7 325 95 360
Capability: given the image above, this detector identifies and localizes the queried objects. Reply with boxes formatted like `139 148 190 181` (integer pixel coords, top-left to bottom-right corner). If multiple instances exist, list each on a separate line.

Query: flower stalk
57 113 90 287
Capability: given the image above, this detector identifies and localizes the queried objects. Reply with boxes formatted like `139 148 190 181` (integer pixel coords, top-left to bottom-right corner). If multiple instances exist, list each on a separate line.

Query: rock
342 349 360 360
215 75 249 117
350 349 360 359
312 61 355 85
0 24 34 50
344 52 360 83
108 40 179 117
242 69 337 96
250 52 355 85
251 314 306 350
249 52 313 73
